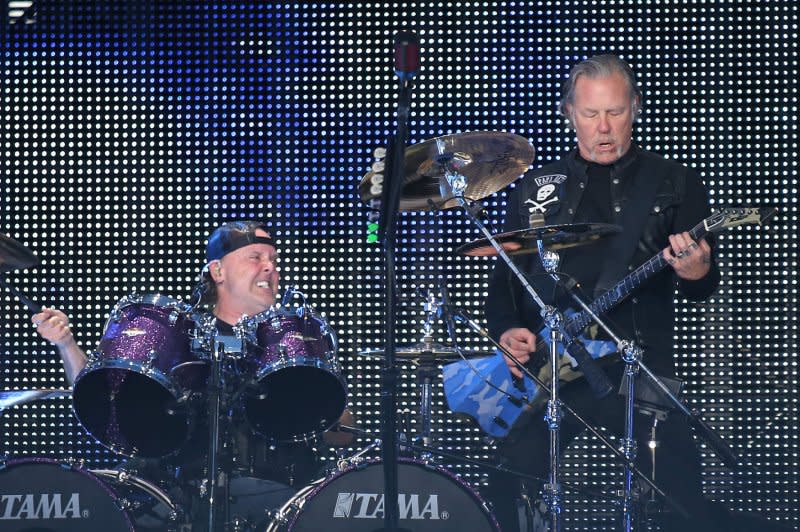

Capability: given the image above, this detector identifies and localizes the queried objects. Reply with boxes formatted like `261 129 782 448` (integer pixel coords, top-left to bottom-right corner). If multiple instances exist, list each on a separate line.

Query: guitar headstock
704 207 778 233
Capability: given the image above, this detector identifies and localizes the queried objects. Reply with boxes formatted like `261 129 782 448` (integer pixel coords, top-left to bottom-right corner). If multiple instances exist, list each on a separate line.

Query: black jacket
485 145 720 377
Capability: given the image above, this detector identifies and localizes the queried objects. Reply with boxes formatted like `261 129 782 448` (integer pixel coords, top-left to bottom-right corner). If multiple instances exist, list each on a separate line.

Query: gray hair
558 54 643 126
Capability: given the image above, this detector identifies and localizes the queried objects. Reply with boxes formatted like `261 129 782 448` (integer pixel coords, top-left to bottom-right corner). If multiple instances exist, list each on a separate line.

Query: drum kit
0 131 751 531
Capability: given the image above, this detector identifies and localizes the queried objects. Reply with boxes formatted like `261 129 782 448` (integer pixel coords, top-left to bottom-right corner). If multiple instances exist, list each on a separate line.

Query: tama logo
0 493 85 520
333 492 446 520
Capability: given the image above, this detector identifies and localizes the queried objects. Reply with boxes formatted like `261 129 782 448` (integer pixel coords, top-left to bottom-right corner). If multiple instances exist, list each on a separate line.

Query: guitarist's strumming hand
663 232 712 281
499 327 537 379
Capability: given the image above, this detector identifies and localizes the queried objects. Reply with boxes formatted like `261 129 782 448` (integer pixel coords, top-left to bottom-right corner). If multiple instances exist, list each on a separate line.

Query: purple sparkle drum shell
72 294 208 458
0 457 134 531
266 458 500 532
243 306 346 442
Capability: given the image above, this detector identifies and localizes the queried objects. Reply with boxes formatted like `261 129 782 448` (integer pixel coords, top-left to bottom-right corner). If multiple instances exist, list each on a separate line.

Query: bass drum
0 457 179 532
266 458 500 532
72 294 208 458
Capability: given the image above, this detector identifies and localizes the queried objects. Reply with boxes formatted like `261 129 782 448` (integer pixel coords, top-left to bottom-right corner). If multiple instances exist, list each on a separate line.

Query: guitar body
442 319 617 438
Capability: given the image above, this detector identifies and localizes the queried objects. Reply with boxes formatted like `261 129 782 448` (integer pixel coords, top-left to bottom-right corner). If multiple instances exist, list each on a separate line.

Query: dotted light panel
1 1 797 529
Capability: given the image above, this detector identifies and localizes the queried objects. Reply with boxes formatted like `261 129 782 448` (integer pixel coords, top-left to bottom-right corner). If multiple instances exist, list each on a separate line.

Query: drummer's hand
499 327 536 379
32 307 75 348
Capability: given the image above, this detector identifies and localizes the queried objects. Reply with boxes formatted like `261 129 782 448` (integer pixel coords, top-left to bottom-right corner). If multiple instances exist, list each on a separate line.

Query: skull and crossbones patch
525 174 566 214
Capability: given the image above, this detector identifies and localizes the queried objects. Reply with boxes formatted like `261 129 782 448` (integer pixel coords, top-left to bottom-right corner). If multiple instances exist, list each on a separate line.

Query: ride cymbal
359 131 535 211
457 223 622 257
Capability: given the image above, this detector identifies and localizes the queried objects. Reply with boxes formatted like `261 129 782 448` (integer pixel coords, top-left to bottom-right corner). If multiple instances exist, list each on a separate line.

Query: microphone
394 31 420 82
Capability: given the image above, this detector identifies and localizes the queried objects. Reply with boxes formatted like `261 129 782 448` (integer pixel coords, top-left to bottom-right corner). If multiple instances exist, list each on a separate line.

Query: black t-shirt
559 158 614 299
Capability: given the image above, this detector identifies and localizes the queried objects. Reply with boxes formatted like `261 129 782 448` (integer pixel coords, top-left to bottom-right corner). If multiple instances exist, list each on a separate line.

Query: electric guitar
443 207 777 438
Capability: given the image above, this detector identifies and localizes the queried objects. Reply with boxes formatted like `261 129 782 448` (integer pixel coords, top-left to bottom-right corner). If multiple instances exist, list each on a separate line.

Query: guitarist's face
567 71 637 165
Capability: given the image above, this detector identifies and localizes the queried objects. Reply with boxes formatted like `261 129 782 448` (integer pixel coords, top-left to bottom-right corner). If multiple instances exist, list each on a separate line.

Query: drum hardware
202 333 243 532
335 436 382 471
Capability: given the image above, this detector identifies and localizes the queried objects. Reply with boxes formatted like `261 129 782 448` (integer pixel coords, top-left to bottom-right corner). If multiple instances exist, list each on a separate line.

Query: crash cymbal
0 233 38 272
359 131 535 211
0 389 71 410
359 343 487 363
457 222 622 257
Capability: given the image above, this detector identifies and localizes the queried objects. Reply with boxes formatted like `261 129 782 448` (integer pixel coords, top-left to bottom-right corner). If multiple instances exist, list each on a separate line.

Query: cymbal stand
437 153 567 531
535 245 644 529
200 335 244 532
553 270 685 531
413 288 445 461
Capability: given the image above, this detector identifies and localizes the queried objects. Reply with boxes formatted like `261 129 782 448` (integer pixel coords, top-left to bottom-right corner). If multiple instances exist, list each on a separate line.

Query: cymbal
0 389 71 410
359 131 535 211
457 223 622 257
359 343 487 363
0 233 38 272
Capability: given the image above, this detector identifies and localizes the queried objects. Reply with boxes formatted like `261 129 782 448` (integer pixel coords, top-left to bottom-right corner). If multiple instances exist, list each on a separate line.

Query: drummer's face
567 71 636 165
214 230 279 318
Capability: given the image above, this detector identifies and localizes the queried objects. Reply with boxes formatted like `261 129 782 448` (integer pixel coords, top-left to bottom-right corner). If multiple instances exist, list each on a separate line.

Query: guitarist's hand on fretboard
663 232 712 280
499 327 537 379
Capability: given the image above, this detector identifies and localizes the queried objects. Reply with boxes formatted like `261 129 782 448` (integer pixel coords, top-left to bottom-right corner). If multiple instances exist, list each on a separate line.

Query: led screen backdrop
1 1 797 529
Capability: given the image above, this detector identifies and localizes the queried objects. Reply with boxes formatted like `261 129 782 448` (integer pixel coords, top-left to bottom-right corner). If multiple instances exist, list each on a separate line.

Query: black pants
485 364 724 532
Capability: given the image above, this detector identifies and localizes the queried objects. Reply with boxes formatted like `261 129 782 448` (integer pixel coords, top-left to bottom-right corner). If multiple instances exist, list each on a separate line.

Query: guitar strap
593 154 671 298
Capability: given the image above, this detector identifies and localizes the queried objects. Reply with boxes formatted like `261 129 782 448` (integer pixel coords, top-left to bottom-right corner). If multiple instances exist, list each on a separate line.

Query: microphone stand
375 30 419 532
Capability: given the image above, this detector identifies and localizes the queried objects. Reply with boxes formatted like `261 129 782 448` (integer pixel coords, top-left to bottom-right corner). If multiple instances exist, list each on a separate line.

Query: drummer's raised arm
31 306 87 385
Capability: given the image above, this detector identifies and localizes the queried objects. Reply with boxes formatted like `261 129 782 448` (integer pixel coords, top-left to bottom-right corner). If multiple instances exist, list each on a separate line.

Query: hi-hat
359 131 535 211
359 343 487 363
0 389 71 410
457 223 622 257
0 233 38 272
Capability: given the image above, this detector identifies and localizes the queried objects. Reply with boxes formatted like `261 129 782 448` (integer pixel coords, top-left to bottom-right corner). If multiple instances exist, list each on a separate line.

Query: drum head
0 458 133 532
278 459 499 531
244 365 346 441
73 367 192 458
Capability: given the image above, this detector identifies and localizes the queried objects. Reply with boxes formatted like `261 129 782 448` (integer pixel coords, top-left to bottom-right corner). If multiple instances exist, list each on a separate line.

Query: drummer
193 220 355 460
32 220 355 524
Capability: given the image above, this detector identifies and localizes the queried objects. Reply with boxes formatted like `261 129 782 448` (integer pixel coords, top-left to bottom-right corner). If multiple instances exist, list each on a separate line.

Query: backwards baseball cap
205 220 278 262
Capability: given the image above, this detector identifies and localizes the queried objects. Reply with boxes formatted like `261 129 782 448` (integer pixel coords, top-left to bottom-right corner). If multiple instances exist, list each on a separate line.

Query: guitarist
483 55 723 532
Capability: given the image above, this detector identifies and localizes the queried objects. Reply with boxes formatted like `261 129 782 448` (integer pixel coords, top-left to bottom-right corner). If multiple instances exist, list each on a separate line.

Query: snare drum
0 457 179 531
266 458 500 532
73 294 208 458
240 304 346 442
